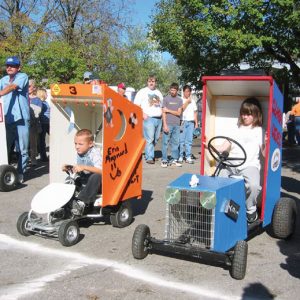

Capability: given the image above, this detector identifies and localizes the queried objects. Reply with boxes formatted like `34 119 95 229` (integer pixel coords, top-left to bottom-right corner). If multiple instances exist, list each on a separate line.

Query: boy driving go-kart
63 128 102 216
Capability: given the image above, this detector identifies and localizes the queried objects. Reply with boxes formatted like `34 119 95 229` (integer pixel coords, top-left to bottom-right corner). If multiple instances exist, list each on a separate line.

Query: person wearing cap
134 75 163 164
84 71 106 85
0 56 29 183
117 82 127 98
83 71 93 84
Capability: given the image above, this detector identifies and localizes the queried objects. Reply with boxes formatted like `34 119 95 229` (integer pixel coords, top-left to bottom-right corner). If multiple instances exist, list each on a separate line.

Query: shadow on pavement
281 176 300 194
131 189 153 216
282 146 300 173
25 161 49 181
276 192 300 279
241 282 275 299
79 190 153 229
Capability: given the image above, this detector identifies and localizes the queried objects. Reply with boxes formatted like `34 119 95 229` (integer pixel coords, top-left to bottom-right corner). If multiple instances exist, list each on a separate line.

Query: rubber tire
58 220 80 247
132 224 150 259
0 165 18 192
230 240 248 280
17 212 37 236
110 201 133 228
271 197 297 239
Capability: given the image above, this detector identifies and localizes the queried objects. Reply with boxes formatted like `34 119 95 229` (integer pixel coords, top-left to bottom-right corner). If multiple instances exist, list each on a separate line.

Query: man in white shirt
134 75 163 164
179 85 198 164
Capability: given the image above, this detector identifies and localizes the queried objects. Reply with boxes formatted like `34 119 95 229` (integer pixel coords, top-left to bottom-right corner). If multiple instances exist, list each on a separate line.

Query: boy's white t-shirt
134 87 163 117
230 125 263 170
182 97 197 121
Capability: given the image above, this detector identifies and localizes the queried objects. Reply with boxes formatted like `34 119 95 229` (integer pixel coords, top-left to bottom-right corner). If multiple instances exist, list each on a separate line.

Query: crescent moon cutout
115 109 127 141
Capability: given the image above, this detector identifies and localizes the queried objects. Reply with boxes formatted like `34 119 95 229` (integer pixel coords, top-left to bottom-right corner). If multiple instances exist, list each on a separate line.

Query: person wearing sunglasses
0 56 29 183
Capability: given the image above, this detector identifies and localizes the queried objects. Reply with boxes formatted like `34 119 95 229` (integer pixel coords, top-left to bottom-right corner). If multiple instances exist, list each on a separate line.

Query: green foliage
0 0 180 92
23 41 86 85
151 0 300 89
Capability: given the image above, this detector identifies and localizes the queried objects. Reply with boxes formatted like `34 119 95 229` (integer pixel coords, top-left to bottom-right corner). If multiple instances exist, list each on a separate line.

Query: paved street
0 142 299 300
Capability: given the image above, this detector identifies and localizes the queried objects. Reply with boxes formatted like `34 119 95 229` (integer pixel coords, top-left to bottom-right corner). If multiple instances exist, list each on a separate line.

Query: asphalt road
0 143 299 300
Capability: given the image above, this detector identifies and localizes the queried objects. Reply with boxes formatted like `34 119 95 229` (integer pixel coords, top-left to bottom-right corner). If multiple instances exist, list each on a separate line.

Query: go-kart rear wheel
110 201 133 228
58 220 80 247
230 240 248 280
132 224 150 259
17 212 37 236
271 197 297 239
0 165 18 192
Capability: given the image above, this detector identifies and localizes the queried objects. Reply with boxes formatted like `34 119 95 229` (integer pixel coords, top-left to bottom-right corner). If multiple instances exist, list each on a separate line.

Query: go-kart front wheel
110 201 133 228
230 240 248 280
132 224 150 259
271 197 297 239
0 165 18 192
58 220 80 247
17 212 37 236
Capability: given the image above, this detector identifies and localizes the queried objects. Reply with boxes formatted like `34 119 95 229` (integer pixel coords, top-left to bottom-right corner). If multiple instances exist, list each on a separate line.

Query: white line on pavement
0 234 239 300
0 264 82 300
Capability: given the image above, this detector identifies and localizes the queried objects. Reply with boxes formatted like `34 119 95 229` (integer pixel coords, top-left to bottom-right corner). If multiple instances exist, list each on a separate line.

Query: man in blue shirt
0 56 29 183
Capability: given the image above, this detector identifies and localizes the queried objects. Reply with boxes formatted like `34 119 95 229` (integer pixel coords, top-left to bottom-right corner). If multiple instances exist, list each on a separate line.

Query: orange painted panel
50 84 145 207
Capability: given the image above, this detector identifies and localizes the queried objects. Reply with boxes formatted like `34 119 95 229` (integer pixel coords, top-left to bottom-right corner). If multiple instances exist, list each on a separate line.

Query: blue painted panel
168 174 247 253
263 81 283 226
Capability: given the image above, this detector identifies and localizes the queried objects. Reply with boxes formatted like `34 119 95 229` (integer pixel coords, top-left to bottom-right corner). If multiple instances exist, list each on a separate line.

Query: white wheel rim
66 225 78 243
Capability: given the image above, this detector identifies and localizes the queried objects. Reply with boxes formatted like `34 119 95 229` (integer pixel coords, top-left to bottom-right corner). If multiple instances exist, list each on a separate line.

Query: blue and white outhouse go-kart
132 75 297 280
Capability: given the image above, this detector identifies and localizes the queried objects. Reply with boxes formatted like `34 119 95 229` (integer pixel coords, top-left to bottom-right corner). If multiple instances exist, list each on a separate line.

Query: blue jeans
39 122 50 160
162 125 180 161
179 121 195 159
143 117 162 161
295 116 300 145
6 119 30 174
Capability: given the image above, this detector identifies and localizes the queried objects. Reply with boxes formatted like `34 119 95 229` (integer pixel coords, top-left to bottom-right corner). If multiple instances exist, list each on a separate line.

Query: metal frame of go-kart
132 76 297 280
16 83 145 246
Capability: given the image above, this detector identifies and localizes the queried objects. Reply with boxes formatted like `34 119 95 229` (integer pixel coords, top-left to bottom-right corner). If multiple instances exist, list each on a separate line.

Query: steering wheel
64 165 74 175
208 136 247 168
64 165 81 186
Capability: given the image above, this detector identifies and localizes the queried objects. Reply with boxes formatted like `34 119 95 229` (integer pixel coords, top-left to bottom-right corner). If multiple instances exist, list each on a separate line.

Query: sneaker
31 158 37 166
247 211 258 223
178 157 183 163
186 157 194 164
18 174 24 184
94 196 103 207
171 160 182 167
71 200 85 216
161 161 168 168
146 159 155 164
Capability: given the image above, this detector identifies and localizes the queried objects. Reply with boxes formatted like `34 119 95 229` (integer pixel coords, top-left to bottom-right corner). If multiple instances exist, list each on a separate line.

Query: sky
131 1 172 60
132 1 158 26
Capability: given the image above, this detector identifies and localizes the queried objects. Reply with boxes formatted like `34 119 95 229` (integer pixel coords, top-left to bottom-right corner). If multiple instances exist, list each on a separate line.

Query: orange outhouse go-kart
17 83 145 246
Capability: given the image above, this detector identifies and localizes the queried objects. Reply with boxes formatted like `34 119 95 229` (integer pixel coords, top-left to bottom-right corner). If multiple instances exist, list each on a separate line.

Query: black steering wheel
64 165 82 186
208 136 247 168
64 165 74 175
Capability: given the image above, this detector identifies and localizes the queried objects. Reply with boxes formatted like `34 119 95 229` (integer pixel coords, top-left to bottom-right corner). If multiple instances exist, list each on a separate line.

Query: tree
0 0 181 90
0 0 57 59
52 0 132 47
24 40 86 84
150 0 300 89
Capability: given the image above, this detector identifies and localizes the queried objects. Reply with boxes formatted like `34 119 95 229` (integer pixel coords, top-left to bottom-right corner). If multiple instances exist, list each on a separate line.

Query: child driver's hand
73 165 84 173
